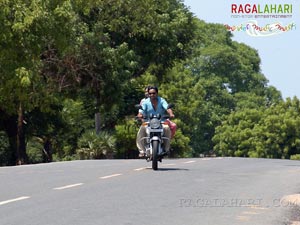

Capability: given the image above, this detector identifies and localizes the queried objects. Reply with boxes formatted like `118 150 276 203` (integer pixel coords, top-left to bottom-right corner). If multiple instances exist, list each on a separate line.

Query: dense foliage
213 98 300 159
0 0 299 166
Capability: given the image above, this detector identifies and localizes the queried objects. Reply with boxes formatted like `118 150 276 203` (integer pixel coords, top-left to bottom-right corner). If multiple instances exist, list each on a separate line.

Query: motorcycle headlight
150 118 160 129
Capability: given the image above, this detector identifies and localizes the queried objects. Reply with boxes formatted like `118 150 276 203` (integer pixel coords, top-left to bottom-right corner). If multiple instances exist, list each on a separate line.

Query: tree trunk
16 103 27 165
95 82 101 135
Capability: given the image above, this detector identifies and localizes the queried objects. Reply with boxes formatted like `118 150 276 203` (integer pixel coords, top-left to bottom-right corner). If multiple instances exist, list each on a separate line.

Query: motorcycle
136 104 174 170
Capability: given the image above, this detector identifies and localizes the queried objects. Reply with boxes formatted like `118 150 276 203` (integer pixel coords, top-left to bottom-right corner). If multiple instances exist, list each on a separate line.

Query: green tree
174 20 281 156
0 0 79 164
213 108 263 157
70 0 196 133
213 97 300 159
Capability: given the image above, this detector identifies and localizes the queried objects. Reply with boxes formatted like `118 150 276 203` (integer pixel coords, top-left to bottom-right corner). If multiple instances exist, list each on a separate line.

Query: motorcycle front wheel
152 140 159 170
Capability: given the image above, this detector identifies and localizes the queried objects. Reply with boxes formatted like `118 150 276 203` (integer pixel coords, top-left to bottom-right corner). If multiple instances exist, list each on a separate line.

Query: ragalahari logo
225 3 296 37
231 3 292 15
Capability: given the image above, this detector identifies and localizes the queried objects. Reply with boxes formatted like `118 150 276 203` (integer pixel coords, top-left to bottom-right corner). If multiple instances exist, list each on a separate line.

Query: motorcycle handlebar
135 115 169 121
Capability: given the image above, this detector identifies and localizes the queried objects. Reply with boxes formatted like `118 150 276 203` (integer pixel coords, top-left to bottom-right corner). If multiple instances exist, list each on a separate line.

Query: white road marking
53 183 83 190
183 160 196 164
162 163 176 166
100 173 122 179
0 196 30 206
134 167 147 171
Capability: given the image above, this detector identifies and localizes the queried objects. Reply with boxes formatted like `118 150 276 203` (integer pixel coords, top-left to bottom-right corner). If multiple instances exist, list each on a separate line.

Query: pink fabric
165 119 177 138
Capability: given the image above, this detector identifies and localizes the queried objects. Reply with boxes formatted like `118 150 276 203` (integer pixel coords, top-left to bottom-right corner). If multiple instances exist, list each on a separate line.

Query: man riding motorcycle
136 86 175 157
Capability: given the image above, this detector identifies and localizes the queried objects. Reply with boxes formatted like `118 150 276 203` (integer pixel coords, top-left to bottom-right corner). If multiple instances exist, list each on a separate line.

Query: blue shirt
139 96 169 119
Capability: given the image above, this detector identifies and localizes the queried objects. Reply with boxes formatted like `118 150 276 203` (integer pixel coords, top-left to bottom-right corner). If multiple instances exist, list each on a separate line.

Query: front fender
151 136 161 141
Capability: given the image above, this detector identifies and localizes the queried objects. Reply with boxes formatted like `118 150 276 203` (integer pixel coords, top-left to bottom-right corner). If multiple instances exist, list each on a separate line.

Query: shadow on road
146 168 190 171
284 164 300 167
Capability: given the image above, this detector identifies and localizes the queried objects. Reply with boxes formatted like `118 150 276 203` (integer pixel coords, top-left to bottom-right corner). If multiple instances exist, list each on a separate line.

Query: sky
184 0 300 99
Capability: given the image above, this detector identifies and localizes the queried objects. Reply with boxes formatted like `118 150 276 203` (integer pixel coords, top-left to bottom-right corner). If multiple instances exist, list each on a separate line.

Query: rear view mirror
167 103 175 109
135 104 142 110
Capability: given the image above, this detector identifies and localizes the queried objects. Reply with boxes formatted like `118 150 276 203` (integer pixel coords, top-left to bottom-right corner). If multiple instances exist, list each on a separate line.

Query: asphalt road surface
1 157 300 225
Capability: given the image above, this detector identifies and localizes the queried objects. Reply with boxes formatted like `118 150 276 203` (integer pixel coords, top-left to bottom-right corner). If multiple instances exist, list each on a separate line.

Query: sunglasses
148 92 157 95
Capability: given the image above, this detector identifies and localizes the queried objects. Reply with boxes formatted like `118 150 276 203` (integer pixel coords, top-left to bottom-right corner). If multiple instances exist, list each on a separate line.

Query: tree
213 108 263 157
0 0 79 164
0 0 196 164
173 19 281 155
69 0 196 133
213 97 300 159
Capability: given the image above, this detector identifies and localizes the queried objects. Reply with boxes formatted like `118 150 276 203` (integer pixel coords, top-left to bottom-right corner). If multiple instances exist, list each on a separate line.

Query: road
1 157 300 225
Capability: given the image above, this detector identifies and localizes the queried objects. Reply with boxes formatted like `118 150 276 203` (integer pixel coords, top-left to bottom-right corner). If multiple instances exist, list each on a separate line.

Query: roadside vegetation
1 0 299 166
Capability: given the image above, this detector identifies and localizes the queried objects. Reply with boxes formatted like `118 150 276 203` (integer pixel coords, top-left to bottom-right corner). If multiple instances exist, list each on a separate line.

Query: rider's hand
167 109 174 119
136 113 143 121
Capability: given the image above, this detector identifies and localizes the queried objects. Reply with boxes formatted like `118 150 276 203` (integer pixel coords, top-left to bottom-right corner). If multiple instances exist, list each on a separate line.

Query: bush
169 129 192 158
27 138 44 164
290 154 300 160
77 130 116 159
114 118 139 158
0 131 10 166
